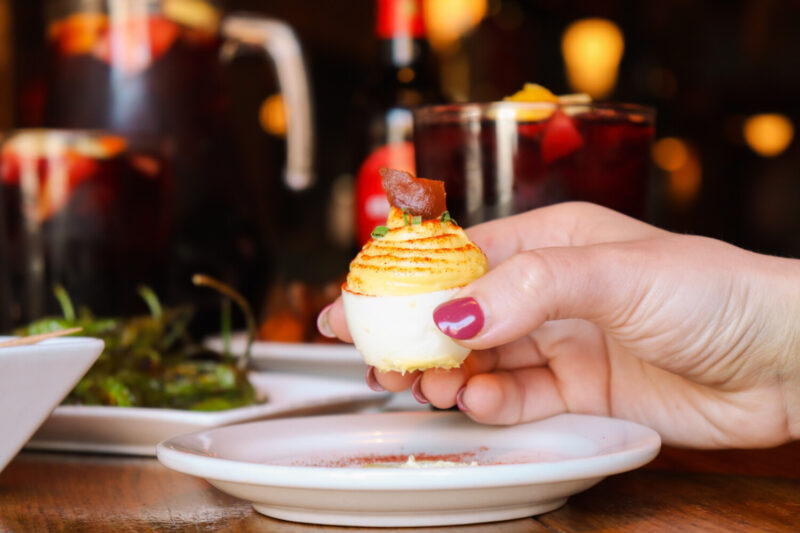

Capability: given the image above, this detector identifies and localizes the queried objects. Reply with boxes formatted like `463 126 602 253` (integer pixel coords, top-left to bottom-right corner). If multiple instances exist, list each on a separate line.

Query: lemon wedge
504 83 559 103
497 84 591 121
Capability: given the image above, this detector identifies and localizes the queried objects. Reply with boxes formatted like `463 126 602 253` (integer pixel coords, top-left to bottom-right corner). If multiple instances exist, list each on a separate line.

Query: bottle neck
375 0 427 67
377 35 427 69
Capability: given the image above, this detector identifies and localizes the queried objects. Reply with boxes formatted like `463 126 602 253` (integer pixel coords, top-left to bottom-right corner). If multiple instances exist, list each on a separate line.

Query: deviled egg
342 168 488 373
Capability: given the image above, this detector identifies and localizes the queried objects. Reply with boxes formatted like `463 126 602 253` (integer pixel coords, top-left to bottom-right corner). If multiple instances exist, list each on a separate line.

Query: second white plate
27 372 390 456
204 333 366 380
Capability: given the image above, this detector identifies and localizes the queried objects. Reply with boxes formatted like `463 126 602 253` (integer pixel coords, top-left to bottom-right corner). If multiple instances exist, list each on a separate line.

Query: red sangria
0 130 170 324
34 1 313 326
413 101 655 226
45 2 228 136
42 2 244 309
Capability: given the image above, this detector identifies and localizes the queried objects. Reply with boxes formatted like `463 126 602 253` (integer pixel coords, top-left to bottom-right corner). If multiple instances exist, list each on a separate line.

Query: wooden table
1 442 798 532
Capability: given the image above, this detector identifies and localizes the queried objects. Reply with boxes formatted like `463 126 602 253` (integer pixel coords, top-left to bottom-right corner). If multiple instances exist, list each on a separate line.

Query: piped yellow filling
347 207 488 297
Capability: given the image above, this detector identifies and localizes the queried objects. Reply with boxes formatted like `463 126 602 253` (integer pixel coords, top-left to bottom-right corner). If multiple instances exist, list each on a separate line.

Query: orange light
668 151 702 208
652 137 701 208
259 94 286 137
163 0 220 31
652 137 689 172
424 0 488 50
397 67 415 83
742 113 794 157
561 18 624 99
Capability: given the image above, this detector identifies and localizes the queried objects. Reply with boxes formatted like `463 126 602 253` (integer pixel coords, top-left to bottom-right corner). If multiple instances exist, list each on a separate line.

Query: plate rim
27 372 391 455
157 411 662 490
0 335 105 352
204 333 362 364
44 371 387 423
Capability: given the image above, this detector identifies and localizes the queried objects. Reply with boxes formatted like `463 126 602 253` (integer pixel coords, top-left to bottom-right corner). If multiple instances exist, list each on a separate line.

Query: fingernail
433 297 484 340
411 374 429 404
365 366 385 392
316 304 336 338
455 386 469 412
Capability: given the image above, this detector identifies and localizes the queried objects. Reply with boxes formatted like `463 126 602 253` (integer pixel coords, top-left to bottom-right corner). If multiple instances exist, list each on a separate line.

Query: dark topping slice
379 167 447 220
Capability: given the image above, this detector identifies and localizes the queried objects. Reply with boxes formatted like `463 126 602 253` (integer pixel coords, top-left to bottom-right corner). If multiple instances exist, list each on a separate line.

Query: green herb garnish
440 211 457 225
402 209 410 226
411 215 422 225
371 225 389 238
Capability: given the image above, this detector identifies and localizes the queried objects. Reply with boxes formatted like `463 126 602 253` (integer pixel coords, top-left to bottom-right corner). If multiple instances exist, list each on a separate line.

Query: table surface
1 439 798 532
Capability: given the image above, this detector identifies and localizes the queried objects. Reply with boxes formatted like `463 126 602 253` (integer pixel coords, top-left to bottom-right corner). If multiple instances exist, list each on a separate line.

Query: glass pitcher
38 0 314 322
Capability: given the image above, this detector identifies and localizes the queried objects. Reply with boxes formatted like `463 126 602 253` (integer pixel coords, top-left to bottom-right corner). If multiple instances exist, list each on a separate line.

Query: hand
319 202 800 448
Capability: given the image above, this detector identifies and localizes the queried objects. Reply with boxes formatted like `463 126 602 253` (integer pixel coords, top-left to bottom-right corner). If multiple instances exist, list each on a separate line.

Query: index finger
466 201 665 268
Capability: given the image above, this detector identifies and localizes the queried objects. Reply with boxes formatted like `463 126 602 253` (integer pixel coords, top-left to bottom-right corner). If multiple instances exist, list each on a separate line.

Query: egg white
342 287 471 373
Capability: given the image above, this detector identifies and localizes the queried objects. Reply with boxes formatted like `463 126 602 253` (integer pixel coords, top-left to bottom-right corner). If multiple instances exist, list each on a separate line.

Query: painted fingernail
316 304 336 338
411 374 429 404
455 386 469 413
365 366 385 392
433 297 484 340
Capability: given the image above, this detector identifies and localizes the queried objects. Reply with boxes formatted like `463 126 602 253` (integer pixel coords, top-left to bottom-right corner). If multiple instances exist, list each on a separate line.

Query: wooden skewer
0 327 84 348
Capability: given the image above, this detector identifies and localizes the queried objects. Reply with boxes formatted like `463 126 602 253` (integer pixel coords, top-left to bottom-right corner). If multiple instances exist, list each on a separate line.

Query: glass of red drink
413 101 655 226
30 0 314 329
0 130 170 325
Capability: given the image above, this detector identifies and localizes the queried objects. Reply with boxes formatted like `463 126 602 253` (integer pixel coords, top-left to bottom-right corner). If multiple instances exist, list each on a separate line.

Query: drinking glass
0 129 171 326
413 101 655 226
35 0 314 328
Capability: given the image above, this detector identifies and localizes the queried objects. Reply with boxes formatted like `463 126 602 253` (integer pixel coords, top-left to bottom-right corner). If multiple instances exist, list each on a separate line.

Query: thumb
433 242 649 350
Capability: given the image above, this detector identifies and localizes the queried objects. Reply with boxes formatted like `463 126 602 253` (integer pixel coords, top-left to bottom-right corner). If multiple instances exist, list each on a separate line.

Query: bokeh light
424 0 487 50
652 137 689 172
561 18 624 99
163 0 220 31
742 113 794 157
653 137 702 208
259 93 286 137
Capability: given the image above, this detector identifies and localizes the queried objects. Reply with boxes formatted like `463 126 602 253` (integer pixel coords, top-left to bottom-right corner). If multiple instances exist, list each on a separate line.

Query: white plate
27 372 389 456
0 336 104 472
157 411 661 527
204 333 366 380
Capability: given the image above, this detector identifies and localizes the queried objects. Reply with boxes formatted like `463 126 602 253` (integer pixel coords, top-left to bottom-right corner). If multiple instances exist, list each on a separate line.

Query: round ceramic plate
157 411 661 527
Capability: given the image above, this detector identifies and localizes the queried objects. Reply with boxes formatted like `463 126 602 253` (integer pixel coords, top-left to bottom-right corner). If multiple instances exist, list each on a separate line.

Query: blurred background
1 0 799 334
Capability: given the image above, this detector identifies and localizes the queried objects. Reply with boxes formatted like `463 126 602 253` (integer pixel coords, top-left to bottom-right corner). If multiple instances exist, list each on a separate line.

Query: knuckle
512 249 558 296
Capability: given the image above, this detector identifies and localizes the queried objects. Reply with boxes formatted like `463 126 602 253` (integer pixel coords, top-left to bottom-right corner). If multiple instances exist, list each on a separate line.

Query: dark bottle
354 0 441 245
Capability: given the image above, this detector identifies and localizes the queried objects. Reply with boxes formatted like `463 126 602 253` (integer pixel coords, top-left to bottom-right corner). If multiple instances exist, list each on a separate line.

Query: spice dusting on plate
290 449 489 468
363 455 478 468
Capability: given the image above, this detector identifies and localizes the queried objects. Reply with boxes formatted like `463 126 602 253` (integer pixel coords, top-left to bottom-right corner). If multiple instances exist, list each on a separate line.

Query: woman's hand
319 202 800 448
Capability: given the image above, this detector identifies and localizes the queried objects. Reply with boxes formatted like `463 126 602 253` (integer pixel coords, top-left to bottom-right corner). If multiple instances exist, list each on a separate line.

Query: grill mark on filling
367 245 476 254
350 265 466 274
353 244 482 273
356 255 455 264
379 234 463 245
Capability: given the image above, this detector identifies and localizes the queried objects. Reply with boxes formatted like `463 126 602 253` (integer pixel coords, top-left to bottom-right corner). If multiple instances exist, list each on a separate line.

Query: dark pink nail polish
411 374 429 404
365 366 385 392
455 386 469 412
433 297 484 339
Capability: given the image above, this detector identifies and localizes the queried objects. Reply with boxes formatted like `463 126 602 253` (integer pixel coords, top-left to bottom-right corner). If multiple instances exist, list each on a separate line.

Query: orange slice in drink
501 83 586 163
504 83 559 104
541 110 584 163
48 12 109 56
93 15 179 74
